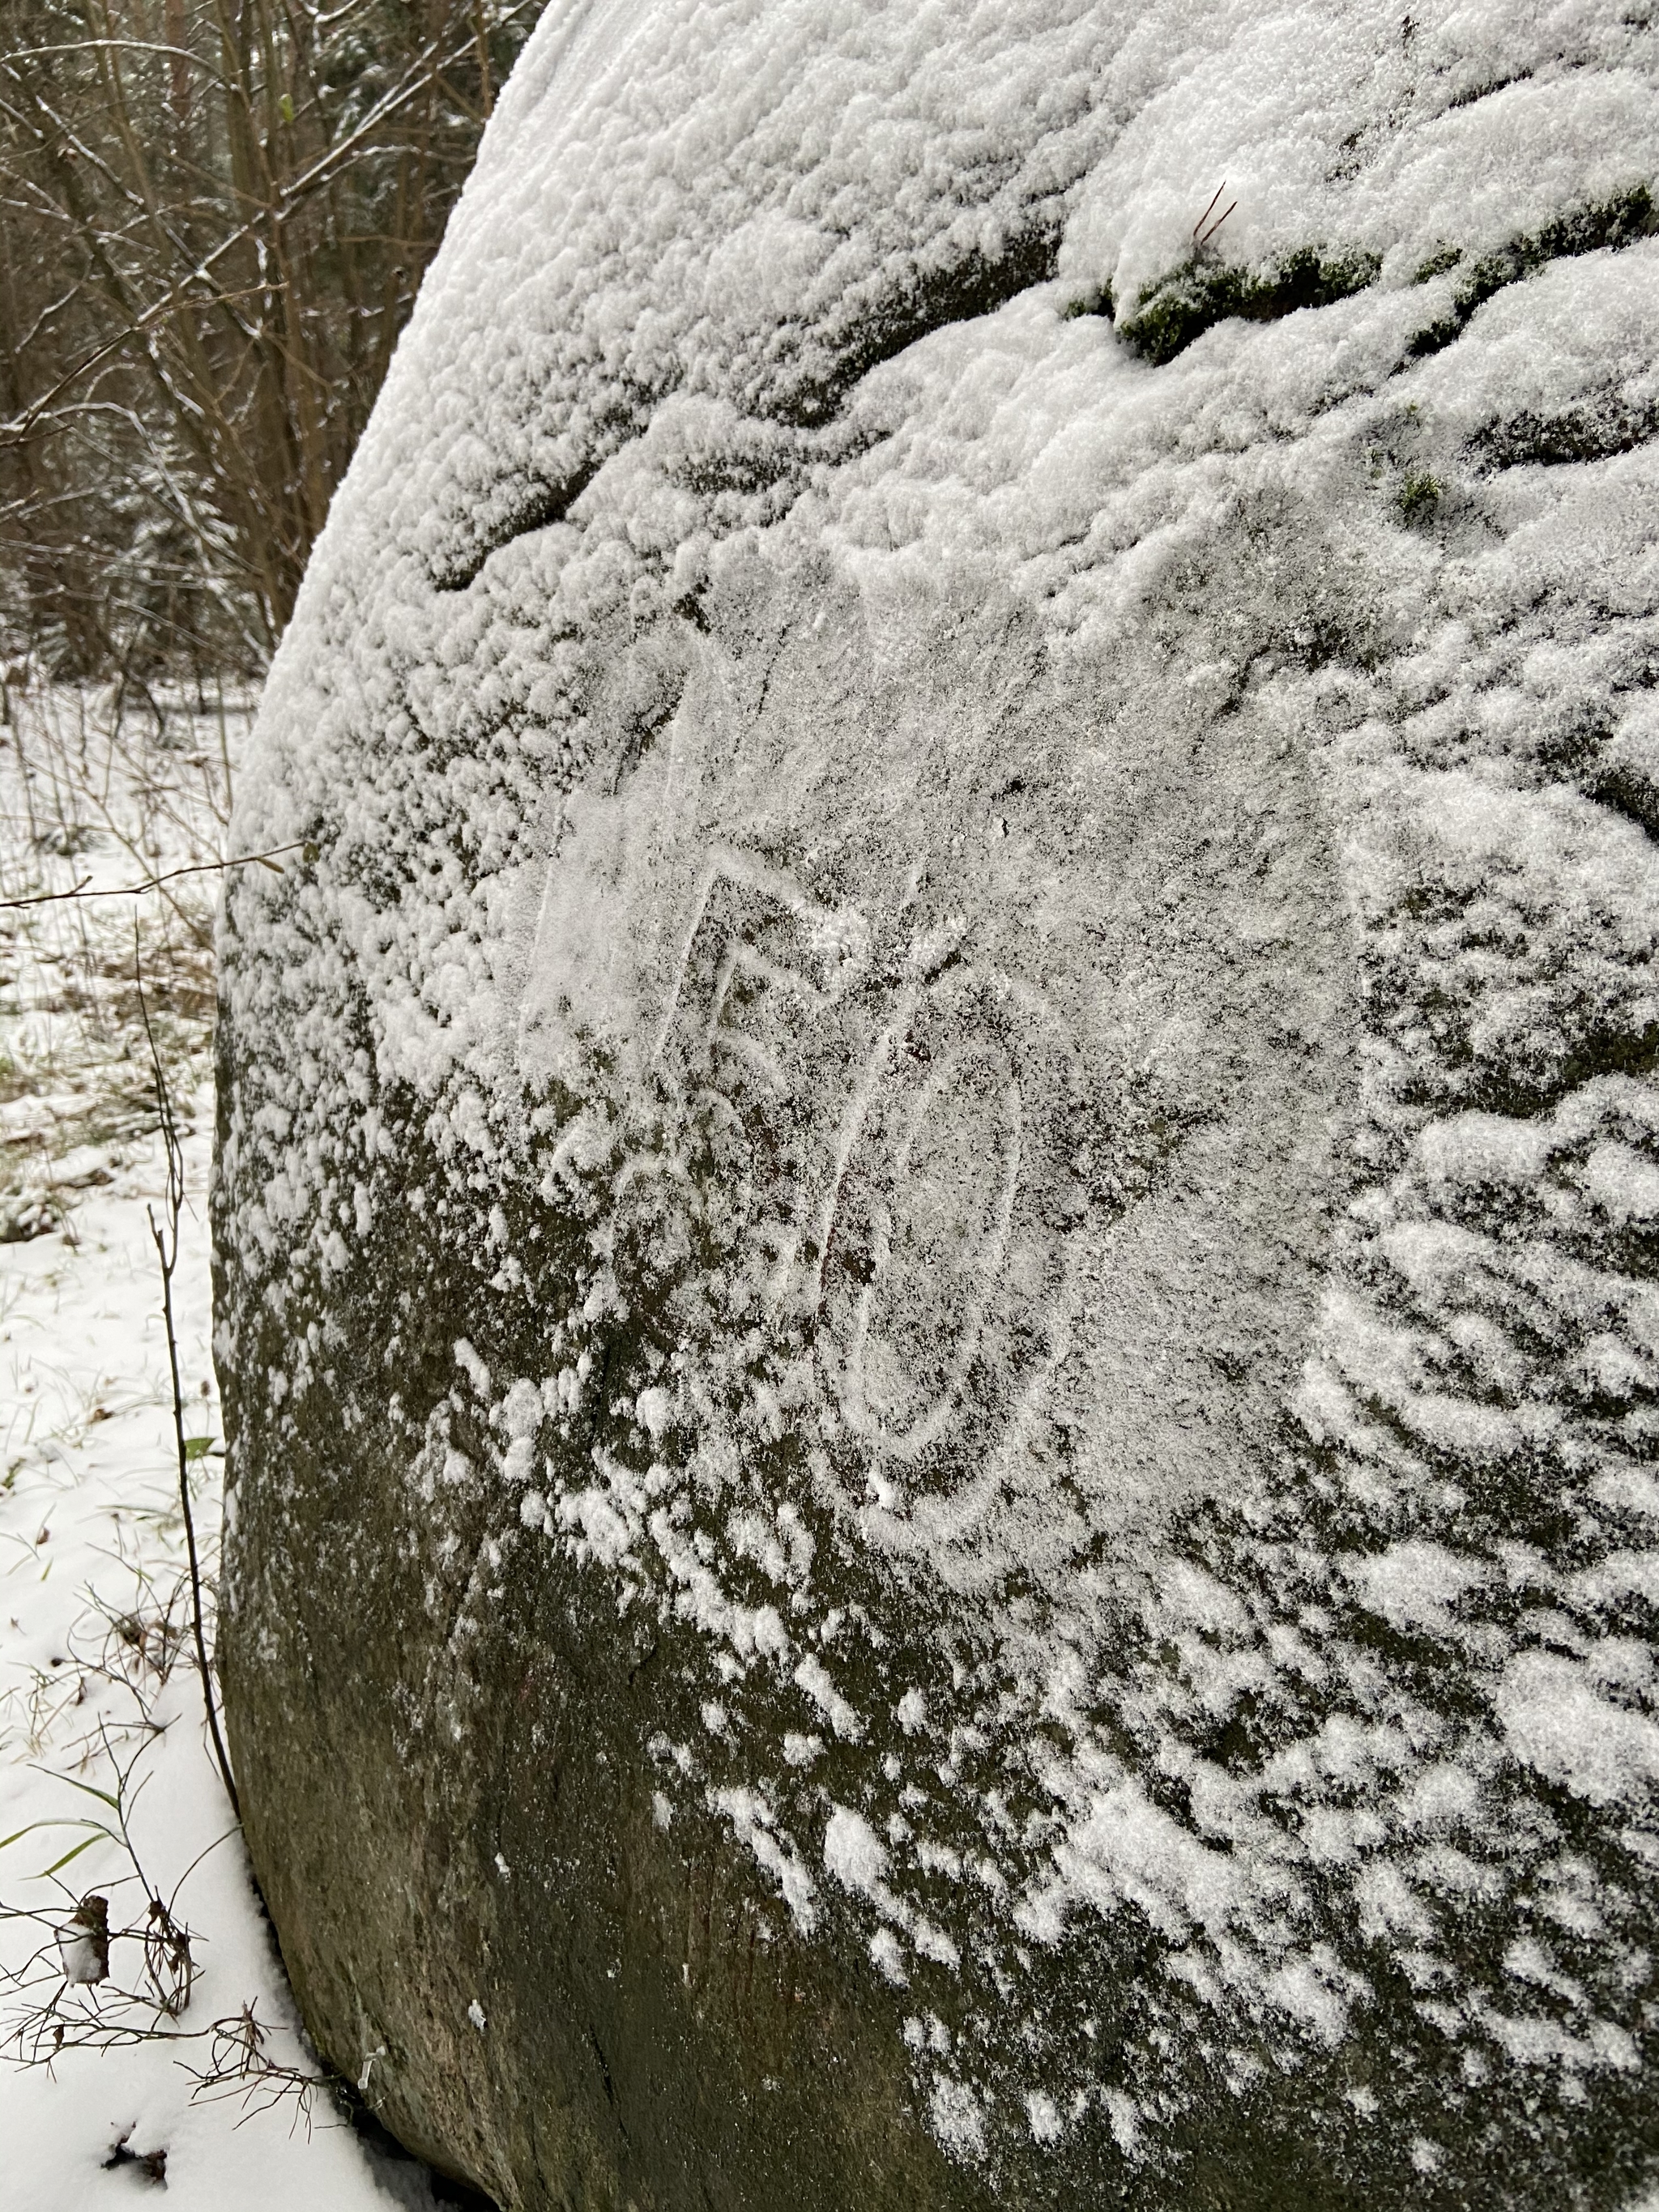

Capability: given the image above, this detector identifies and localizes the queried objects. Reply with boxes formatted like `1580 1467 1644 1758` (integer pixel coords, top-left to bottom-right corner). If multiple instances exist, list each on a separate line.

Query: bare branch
0 842 304 910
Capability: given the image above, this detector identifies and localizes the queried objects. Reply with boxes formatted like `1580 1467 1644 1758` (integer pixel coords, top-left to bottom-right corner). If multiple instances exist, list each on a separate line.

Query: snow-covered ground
0 689 446 2208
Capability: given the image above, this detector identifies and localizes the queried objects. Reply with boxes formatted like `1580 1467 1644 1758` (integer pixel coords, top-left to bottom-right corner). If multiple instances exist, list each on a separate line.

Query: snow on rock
216 2 1659 2205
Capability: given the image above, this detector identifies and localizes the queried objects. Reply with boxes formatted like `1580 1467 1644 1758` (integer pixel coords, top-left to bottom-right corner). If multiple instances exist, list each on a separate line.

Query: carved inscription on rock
512 562 1351 1572
647 843 1081 1536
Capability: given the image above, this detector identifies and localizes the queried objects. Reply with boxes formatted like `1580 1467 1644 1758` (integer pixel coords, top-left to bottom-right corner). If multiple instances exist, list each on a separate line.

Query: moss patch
1413 244 1462 283
1060 279 1114 323
1408 182 1657 358
1114 245 1381 367
1471 399 1659 471
1396 470 1443 525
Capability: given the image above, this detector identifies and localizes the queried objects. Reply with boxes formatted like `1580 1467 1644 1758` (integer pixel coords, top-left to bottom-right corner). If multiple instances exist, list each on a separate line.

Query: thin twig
132 922 239 1822
1196 190 1237 250
0 842 302 911
1193 181 1227 237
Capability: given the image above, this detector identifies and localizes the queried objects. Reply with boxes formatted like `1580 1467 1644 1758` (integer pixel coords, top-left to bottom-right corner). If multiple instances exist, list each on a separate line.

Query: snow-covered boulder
214 4 1659 2205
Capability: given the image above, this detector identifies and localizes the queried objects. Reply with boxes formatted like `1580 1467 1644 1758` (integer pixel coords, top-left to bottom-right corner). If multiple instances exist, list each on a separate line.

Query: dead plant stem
132 921 239 1822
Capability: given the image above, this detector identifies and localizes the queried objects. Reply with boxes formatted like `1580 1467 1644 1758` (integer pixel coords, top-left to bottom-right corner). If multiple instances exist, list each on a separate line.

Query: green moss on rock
1408 181 1657 357
1115 245 1381 366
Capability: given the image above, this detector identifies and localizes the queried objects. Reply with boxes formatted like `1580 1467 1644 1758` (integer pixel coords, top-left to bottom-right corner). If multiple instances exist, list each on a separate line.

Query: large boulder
214 5 1659 2206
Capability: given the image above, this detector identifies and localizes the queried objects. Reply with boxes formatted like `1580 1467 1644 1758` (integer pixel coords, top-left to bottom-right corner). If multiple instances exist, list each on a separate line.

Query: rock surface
215 4 1659 2206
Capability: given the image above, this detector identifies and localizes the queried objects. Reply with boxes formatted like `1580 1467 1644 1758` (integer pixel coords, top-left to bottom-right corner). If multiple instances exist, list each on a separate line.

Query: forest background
2 0 548 687
0 3 544 2194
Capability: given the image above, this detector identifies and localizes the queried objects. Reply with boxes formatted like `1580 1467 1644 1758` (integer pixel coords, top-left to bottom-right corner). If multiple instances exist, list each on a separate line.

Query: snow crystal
869 1927 908 1987
823 1805 887 1898
1026 2090 1062 2144
1102 2090 1142 2159
794 1655 864 1741
710 1785 817 1933
1346 1541 1486 1633
1496 1651 1659 1808
635 1385 672 1441
928 2077 987 2163
454 1340 492 1397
